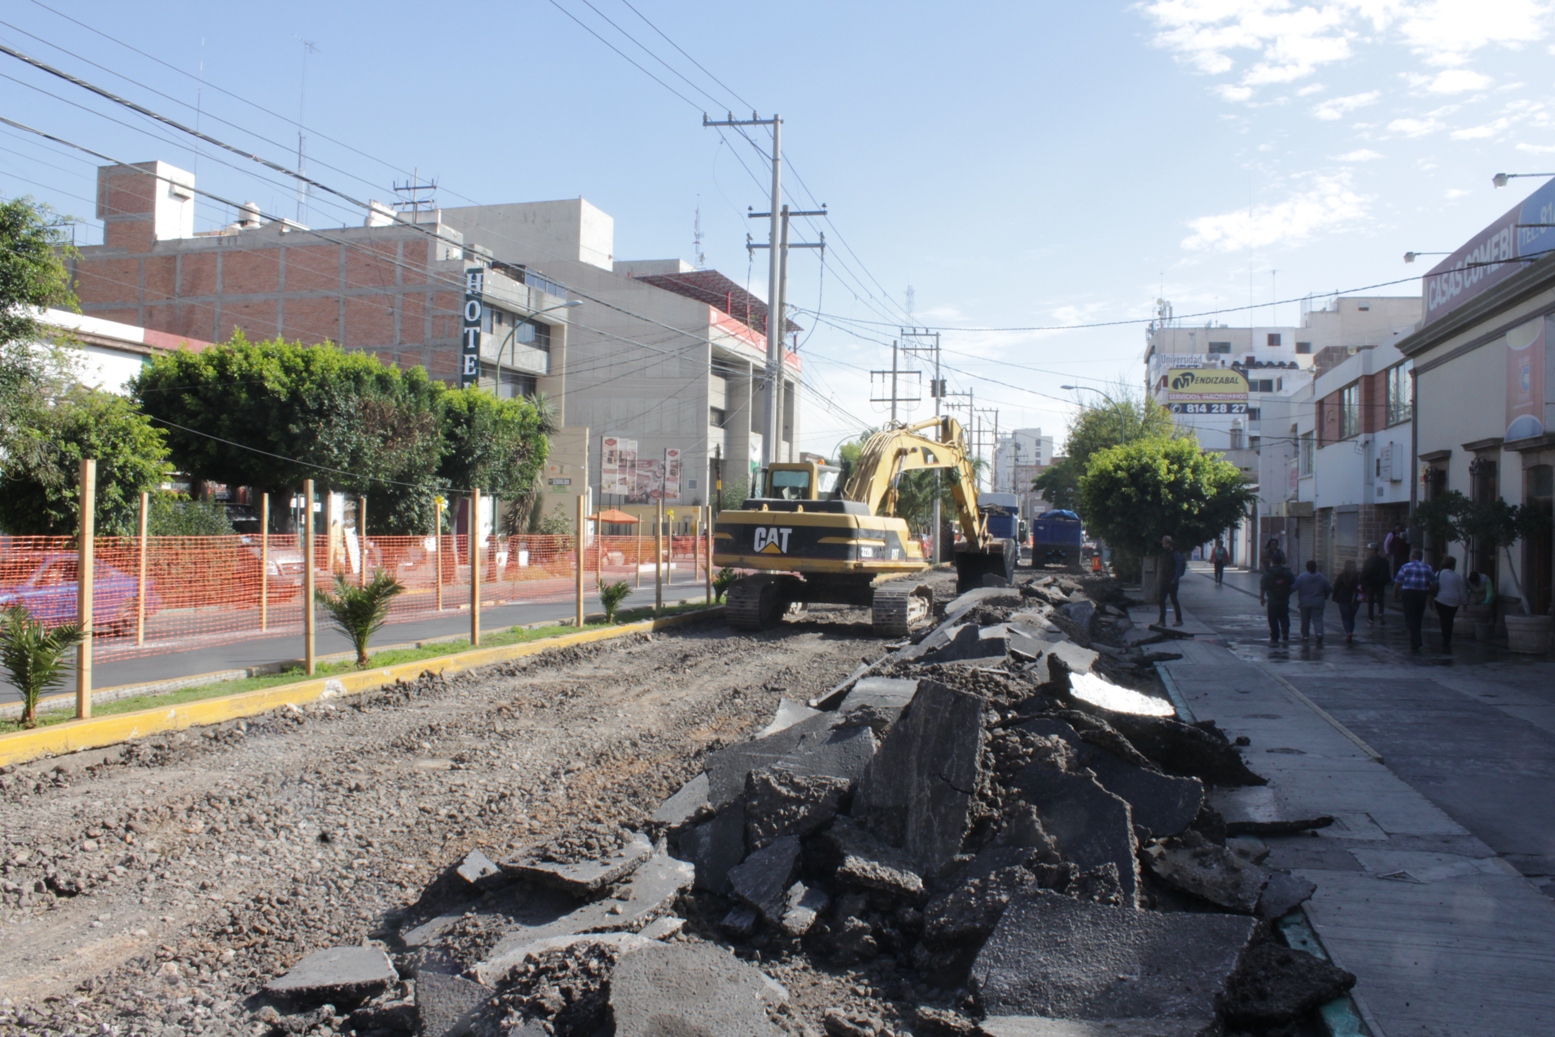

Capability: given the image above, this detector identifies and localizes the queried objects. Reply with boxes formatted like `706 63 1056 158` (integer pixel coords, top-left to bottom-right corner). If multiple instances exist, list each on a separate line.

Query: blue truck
1031 510 1084 568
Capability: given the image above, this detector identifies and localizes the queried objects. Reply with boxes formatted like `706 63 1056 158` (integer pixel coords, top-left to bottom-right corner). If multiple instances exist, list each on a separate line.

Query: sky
2 0 1553 460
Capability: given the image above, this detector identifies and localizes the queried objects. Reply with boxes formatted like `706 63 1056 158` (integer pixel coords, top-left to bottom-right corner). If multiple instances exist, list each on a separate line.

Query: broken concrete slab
979 1017 1213 1037
454 849 506 891
781 881 830 936
720 905 758 938
1080 711 1264 787
264 946 398 1006
1255 871 1316 920
1077 748 1203 840
1210 786 1334 835
826 818 925 898
918 624 1008 665
415 970 491 1037
1222 942 1356 1029
839 677 919 716
942 586 1025 620
745 769 850 851
638 915 685 940
923 861 1038 947
728 835 801 924
507 830 653 896
472 853 694 984
852 679 984 876
760 697 822 737
705 712 877 810
677 801 746 892
399 883 580 951
1010 763 1140 906
1144 841 1269 914
1058 600 1096 631
649 772 711 828
609 942 785 1037
1045 640 1100 676
971 891 1257 1025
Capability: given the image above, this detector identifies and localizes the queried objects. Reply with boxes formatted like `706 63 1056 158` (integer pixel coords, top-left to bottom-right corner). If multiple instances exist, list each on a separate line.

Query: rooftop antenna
905 284 915 323
392 167 439 217
294 36 318 225
693 198 705 269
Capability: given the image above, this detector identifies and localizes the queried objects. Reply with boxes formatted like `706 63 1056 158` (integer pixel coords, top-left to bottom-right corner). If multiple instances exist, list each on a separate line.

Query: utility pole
293 37 318 224
978 407 999 494
902 329 943 562
870 340 920 424
746 203 824 463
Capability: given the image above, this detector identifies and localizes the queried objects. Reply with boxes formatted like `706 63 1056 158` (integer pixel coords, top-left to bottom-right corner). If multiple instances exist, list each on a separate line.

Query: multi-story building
1146 296 1420 564
68 160 801 529
993 428 1056 524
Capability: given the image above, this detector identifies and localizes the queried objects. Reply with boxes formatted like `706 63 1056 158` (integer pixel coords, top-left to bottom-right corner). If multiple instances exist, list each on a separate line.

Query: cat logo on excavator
752 527 793 553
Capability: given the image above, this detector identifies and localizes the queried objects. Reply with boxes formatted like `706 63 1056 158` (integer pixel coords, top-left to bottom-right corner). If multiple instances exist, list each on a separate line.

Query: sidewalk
1139 563 1555 1037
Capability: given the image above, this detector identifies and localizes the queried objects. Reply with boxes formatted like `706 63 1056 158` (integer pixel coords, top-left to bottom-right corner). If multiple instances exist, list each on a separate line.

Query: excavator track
871 582 933 638
725 574 792 631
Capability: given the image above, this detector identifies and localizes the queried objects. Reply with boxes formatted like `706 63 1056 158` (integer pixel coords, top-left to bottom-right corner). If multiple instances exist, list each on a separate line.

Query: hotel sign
461 267 483 388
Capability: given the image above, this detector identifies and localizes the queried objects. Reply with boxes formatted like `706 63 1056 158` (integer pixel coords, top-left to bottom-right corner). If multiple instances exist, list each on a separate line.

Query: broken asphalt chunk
728 834 801 924
826 817 925 898
978 1016 1213 1036
677 801 746 893
705 712 877 810
745 769 850 851
1077 747 1203 840
609 942 786 1037
454 849 506 891
1010 763 1140 907
759 696 822 737
781 881 830 936
839 676 919 716
415 970 491 1037
264 946 398 1007
1210 786 1334 835
1144 839 1270 914
507 830 653 896
852 679 984 876
1256 871 1317 920
1222 942 1356 1028
649 772 712 829
971 890 1257 1027
1081 712 1265 787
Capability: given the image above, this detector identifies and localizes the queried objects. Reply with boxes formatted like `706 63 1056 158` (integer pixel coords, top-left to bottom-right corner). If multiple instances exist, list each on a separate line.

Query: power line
617 0 754 111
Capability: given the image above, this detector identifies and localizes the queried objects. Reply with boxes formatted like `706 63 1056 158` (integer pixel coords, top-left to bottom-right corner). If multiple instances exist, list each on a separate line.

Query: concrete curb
0 606 723 768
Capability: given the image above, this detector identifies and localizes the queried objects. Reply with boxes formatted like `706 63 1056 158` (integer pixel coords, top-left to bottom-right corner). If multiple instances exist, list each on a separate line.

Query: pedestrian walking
1332 560 1361 643
1261 536 1285 572
1433 555 1469 652
1211 537 1229 585
1156 535 1185 627
1397 548 1435 651
1293 559 1333 645
1260 557 1296 643
1360 542 1390 626
1384 523 1410 582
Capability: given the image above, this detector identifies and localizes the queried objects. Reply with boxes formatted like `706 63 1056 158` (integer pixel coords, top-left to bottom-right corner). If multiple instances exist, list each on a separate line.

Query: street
1149 562 1555 1036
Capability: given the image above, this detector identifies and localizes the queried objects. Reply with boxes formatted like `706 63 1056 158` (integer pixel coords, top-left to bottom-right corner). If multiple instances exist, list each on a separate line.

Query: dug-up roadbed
0 571 1349 1037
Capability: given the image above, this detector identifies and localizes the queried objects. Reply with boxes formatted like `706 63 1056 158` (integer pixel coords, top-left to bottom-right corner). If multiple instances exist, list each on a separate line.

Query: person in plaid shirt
1396 548 1436 651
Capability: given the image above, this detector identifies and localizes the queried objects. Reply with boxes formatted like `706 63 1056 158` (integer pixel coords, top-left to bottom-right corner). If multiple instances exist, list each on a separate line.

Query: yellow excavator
712 416 1018 635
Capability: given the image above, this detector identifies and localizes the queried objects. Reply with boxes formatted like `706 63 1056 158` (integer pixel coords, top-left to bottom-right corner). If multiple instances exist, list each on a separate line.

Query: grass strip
0 600 714 736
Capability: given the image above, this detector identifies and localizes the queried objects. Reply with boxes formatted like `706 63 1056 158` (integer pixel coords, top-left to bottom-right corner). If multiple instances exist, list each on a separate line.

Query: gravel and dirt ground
0 598 898 1036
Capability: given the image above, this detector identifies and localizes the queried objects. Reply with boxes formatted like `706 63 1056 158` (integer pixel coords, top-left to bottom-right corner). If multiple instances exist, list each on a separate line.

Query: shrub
315 570 405 667
0 606 83 727
713 566 739 603
598 580 633 623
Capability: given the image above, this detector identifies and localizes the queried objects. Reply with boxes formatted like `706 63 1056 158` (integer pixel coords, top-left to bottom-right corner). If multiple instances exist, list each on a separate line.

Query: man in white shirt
1433 555 1469 652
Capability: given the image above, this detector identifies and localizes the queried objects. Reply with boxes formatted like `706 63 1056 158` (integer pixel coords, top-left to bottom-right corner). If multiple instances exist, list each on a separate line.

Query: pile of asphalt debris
251 572 1354 1037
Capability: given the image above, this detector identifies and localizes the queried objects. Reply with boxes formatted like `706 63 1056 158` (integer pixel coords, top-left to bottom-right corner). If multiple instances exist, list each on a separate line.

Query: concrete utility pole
871 339 920 426
704 113 824 469
902 329 943 562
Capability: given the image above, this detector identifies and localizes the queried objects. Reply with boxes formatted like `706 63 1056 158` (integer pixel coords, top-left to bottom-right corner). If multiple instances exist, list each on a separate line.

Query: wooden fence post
470 488 482 648
655 498 664 613
136 490 149 646
706 504 714 604
76 459 95 719
303 479 316 676
434 497 444 611
358 495 368 587
259 493 269 632
575 493 586 627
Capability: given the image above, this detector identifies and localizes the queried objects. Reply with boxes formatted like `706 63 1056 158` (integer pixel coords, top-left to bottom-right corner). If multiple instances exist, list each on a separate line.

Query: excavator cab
757 462 844 502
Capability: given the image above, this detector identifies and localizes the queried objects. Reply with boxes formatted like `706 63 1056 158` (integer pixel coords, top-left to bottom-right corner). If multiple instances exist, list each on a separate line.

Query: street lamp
496 300 581 396
1062 384 1126 444
1403 251 1450 263
1493 172 1555 188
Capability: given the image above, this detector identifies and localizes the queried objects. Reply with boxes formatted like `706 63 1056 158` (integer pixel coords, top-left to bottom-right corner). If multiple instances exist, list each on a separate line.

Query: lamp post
494 299 582 397
1061 384 1127 444
1493 172 1555 188
1403 251 1450 264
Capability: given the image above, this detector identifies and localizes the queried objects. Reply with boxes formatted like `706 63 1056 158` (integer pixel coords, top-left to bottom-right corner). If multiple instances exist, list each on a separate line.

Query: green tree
133 335 447 534
0 606 83 728
0 387 169 536
1035 393 1177 513
146 494 236 536
1078 437 1253 572
437 385 550 508
315 570 405 667
1 197 79 475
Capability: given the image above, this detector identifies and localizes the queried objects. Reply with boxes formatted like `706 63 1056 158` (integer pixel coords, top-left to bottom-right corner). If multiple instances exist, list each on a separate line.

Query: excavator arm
842 416 990 547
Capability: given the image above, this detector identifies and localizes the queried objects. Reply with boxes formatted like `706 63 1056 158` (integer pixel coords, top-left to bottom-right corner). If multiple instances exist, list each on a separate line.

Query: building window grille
1339 382 1361 439
1299 432 1315 476
1385 361 1412 426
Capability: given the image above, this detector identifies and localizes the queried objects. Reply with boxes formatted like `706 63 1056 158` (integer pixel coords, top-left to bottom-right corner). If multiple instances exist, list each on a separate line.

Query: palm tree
598 580 633 623
0 607 84 727
315 571 405 667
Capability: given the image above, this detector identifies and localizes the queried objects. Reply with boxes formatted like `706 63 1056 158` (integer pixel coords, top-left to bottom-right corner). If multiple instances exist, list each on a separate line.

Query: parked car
239 537 306 603
0 553 161 636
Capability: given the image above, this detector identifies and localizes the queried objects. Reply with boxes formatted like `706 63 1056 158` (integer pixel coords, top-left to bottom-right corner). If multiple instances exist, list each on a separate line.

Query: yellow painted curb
0 607 722 769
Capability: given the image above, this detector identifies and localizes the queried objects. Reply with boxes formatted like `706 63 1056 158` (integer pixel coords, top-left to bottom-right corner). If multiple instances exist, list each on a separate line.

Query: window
1267 333 1282 347
1208 341 1231 354
1385 361 1412 426
1249 435 1261 450
1246 407 1262 421
1299 432 1315 476
1276 377 1283 391
1255 379 1274 393
1339 382 1361 439
768 468 811 500
709 407 726 428
1296 341 1312 354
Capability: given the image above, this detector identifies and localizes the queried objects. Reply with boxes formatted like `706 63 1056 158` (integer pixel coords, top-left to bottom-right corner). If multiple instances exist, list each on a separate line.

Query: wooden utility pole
303 479 316 675
76 459 95 719
470 488 482 647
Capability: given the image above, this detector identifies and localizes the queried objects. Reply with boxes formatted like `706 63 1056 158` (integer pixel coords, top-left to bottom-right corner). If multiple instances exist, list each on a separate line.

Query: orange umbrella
592 508 640 524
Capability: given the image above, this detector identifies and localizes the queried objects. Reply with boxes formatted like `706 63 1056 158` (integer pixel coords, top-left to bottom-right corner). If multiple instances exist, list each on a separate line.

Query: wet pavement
1140 564 1555 1037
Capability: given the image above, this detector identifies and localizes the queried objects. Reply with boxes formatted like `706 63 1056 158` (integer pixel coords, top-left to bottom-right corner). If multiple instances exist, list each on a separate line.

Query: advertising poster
1165 368 1249 415
664 448 683 502
630 459 662 502
601 436 621 495
620 439 638 496
1505 316 1548 442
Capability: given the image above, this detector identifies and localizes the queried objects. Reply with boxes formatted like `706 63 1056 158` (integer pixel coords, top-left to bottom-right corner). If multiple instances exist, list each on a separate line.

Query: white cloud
1398 0 1550 66
1422 68 1492 92
1181 173 1369 252
1388 115 1445 135
1336 148 1384 160
1313 90 1381 119
1296 83 1327 96
1451 117 1511 138
1216 83 1256 101
1445 187 1471 198
1517 142 1555 153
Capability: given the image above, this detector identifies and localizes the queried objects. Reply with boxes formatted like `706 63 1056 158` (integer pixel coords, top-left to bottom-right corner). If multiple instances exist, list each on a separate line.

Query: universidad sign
1425 176 1555 326
1165 368 1248 414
